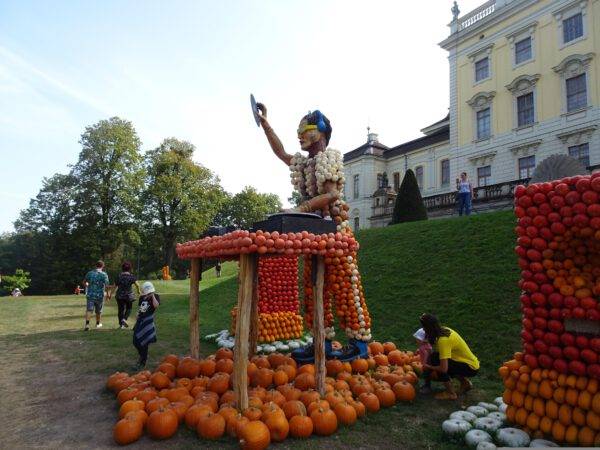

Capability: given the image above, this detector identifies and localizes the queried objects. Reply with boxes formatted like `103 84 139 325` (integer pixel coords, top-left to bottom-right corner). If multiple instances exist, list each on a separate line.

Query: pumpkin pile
500 174 600 446
230 256 304 343
108 341 421 447
176 229 359 260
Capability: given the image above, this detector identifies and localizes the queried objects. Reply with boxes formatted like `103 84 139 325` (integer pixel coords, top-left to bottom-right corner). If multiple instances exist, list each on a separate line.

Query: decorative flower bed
107 341 422 447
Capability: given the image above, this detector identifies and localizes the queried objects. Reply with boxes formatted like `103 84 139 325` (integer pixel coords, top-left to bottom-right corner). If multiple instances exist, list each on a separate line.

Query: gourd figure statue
256 103 371 361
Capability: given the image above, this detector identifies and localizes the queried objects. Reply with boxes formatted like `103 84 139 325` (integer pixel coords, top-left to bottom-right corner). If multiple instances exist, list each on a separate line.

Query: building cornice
467 91 496 107
552 0 588 19
509 139 542 155
552 53 595 74
439 0 538 50
467 43 495 62
505 74 541 93
505 20 538 42
556 125 598 143
468 151 497 166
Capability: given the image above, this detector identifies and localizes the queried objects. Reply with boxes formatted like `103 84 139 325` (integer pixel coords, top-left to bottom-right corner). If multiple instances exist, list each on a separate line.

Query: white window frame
440 159 450 187
553 0 589 49
518 155 536 179
506 74 540 131
557 125 597 167
392 171 400 192
353 174 360 199
468 44 494 85
467 91 496 143
415 166 424 189
477 165 492 187
552 53 594 116
568 143 590 168
506 21 537 69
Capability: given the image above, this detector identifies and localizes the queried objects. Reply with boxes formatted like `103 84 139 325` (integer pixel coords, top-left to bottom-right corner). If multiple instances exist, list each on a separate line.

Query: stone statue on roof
452 1 460 21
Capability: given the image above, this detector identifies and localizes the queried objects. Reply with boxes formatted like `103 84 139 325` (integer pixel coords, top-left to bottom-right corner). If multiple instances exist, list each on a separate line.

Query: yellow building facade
344 0 599 229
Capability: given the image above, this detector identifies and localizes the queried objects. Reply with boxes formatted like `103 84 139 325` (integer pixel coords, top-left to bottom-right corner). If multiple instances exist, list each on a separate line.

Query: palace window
441 159 450 186
354 217 360 231
563 13 583 43
393 172 400 192
477 108 491 140
566 73 587 112
569 143 590 167
477 165 491 187
515 37 532 65
415 166 423 189
518 155 535 179
377 173 383 189
353 174 359 199
475 57 489 82
517 92 535 127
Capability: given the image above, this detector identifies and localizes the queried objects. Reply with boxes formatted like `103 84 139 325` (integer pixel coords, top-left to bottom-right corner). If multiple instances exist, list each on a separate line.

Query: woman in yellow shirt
420 313 480 400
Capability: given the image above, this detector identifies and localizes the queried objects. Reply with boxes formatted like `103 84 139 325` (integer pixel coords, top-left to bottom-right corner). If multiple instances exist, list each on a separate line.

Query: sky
0 0 483 233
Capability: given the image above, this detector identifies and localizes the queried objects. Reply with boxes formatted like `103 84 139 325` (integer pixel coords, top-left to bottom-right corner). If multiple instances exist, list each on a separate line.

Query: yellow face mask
297 123 318 135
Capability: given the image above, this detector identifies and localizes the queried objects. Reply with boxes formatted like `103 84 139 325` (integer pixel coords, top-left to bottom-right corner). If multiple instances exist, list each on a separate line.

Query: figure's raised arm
256 103 292 166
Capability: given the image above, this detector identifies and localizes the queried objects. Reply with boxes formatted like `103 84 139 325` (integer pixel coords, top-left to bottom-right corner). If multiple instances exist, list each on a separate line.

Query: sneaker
119 324 125 330
122 321 129 328
134 361 146 371
96 323 103 328
84 324 90 331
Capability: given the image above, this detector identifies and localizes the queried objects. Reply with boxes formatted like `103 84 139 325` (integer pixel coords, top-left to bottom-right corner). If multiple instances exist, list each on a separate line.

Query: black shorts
427 352 478 382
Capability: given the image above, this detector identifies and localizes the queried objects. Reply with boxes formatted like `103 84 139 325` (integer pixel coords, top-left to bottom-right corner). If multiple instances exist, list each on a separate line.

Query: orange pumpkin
289 414 313 438
393 381 416 402
239 420 271 450
185 404 212 429
310 408 338 436
334 401 357 426
358 392 380 413
113 415 143 445
197 412 226 440
146 406 179 440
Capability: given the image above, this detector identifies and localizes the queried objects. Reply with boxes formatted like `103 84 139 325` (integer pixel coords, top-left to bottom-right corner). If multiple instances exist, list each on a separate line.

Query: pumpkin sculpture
499 175 600 446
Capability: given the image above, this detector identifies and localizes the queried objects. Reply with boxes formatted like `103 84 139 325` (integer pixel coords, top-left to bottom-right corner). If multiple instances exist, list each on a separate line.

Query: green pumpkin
465 429 493 449
486 411 506 423
466 405 489 417
496 428 531 448
449 410 478 423
442 419 472 439
529 438 559 447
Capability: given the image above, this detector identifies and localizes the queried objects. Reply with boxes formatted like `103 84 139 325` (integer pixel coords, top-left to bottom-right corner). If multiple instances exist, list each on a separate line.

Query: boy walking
133 282 160 369
83 260 110 330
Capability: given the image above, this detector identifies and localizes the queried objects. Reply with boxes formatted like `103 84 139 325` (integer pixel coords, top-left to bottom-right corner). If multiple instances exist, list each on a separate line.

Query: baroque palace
344 0 600 229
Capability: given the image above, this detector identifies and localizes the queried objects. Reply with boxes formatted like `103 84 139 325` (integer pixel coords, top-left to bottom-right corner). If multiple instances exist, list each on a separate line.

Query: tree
71 117 144 258
390 169 428 224
1 269 31 295
287 190 303 208
143 138 226 269
213 186 282 229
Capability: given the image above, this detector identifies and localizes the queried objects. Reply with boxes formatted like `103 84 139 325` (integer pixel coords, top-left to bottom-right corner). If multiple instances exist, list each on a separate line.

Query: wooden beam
233 254 257 411
248 263 259 359
313 255 326 397
189 258 201 359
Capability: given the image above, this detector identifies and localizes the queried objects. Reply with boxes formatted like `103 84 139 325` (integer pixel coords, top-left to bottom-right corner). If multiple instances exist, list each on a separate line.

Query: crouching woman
420 313 479 400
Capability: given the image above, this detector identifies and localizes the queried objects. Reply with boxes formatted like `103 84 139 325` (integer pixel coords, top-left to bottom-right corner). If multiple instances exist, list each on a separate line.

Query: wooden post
312 255 326 397
189 258 201 359
248 262 259 359
233 254 257 411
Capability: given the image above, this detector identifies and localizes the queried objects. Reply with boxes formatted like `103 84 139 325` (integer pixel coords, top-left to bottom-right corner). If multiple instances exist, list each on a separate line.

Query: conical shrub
390 169 428 224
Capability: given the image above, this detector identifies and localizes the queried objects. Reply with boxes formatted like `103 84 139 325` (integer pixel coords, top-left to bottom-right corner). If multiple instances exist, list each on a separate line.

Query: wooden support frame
233 254 258 411
312 255 326 397
189 258 202 359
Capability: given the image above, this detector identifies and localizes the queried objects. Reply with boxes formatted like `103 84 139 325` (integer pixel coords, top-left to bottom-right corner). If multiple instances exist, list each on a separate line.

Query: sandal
460 379 473 394
434 391 458 400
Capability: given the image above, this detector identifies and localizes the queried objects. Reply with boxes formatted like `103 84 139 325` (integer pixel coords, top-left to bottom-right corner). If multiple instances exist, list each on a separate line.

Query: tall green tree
213 186 282 229
143 138 226 268
71 117 144 258
390 169 428 224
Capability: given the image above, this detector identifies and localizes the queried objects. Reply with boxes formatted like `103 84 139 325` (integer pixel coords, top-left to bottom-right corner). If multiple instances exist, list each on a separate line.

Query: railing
370 178 531 218
459 0 496 31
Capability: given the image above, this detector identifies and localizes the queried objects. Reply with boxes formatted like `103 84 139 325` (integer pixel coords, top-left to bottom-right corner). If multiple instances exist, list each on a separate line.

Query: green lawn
0 210 521 449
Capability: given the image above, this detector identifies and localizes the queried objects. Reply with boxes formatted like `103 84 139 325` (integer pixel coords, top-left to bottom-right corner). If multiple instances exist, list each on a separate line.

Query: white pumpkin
493 397 504 406
465 429 493 448
487 411 506 423
466 406 489 417
478 402 498 412
496 428 531 448
476 442 497 450
279 344 289 352
498 403 508 413
288 341 300 349
449 410 478 423
473 417 503 434
529 438 559 447
442 419 472 439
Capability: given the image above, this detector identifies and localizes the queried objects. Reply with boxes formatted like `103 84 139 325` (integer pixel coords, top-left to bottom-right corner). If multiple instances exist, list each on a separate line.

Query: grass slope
0 210 522 449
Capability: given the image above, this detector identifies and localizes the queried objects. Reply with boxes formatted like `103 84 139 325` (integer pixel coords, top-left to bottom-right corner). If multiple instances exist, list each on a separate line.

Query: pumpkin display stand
176 213 360 407
498 174 600 447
